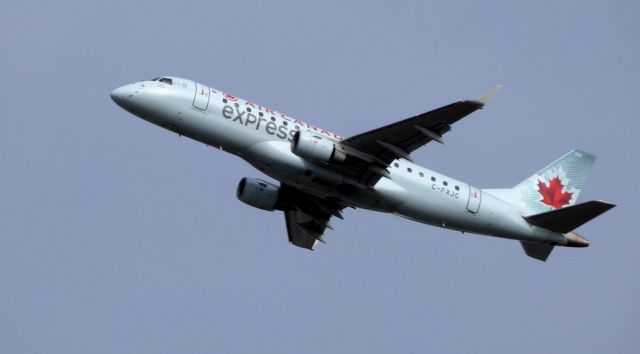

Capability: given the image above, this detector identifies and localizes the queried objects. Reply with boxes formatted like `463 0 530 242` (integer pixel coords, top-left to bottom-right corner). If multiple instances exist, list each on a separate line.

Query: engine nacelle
236 177 280 211
291 130 346 163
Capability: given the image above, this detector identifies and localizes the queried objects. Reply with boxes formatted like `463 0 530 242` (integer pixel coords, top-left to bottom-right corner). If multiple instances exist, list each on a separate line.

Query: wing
280 184 345 250
285 209 329 249
335 86 501 186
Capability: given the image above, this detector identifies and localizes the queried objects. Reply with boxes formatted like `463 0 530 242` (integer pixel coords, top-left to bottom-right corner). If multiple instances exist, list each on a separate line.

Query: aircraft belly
393 181 470 229
242 141 346 196
390 177 553 243
148 99 392 210
238 141 400 211
244 141 305 180
366 178 408 211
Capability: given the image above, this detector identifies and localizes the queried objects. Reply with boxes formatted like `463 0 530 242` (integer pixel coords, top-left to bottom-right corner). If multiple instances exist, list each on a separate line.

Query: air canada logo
536 168 575 209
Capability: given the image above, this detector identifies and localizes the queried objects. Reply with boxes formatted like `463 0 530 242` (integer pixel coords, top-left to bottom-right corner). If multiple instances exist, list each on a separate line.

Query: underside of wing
279 184 346 250
285 209 329 249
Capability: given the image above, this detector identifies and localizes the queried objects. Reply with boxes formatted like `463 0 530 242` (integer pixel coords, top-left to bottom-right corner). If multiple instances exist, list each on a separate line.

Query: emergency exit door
193 82 210 110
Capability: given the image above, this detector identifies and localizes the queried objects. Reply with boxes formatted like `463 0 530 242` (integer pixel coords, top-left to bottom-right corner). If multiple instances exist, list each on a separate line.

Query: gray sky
1 1 638 353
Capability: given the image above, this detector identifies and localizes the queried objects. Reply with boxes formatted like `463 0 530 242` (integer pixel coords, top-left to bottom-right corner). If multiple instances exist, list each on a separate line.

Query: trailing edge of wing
376 140 413 161
280 184 345 250
414 125 444 144
343 87 497 167
328 86 500 186
285 210 331 250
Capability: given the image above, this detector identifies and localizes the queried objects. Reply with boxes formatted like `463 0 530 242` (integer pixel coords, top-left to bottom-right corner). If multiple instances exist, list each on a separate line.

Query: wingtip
476 84 502 105
596 200 617 210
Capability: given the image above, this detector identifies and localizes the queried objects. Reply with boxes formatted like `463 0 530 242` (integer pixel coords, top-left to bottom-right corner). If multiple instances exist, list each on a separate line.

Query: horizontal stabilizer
521 242 554 261
524 200 615 233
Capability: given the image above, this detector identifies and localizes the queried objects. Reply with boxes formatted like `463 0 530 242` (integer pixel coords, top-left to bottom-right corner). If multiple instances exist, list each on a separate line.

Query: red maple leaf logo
537 177 573 209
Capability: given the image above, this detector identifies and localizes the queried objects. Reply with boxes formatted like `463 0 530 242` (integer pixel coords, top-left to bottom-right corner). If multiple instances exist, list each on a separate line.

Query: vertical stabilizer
487 150 596 215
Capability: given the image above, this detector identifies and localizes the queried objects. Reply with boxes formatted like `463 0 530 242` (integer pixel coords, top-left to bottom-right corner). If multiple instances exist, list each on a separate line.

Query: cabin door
466 186 481 213
193 82 210 110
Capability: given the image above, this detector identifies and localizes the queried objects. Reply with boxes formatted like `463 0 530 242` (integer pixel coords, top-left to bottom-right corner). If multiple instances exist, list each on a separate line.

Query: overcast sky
1 1 638 353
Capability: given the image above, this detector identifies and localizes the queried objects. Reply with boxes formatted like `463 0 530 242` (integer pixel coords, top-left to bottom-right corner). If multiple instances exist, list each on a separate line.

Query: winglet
476 84 502 106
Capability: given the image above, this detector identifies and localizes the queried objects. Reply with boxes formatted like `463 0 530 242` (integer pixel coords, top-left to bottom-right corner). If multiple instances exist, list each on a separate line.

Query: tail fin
488 149 596 215
520 242 554 261
484 150 616 262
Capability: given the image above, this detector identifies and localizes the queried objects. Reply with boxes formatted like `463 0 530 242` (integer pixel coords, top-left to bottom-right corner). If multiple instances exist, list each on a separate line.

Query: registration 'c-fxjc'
111 76 615 261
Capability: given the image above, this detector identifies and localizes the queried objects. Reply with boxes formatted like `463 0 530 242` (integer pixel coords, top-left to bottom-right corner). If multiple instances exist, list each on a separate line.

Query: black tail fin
520 242 555 261
524 200 615 233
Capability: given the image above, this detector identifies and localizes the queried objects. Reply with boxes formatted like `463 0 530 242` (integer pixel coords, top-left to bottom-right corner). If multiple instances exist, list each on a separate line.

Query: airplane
111 76 615 261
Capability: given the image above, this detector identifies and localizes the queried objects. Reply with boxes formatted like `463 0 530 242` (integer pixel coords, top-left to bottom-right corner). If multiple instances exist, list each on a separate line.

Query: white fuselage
111 77 571 246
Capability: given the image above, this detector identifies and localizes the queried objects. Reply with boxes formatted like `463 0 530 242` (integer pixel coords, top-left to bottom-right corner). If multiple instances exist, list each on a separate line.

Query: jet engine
291 130 346 163
236 177 280 211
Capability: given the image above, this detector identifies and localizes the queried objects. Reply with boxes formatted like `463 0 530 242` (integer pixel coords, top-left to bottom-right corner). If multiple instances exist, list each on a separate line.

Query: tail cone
565 231 589 247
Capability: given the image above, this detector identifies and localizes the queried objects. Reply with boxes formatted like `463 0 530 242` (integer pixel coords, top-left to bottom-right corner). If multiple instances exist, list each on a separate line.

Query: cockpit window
159 77 173 85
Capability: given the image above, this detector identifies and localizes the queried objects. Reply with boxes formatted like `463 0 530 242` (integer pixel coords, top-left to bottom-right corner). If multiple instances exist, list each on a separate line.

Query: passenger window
455 186 460 191
259 112 264 117
407 168 412 173
419 172 424 177
270 117 276 122
223 98 228 103
443 181 448 186
247 108 252 112
394 163 399 168
431 176 436 182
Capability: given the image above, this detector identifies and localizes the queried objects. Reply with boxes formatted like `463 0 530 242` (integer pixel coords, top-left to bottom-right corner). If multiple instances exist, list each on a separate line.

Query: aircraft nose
110 84 134 107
